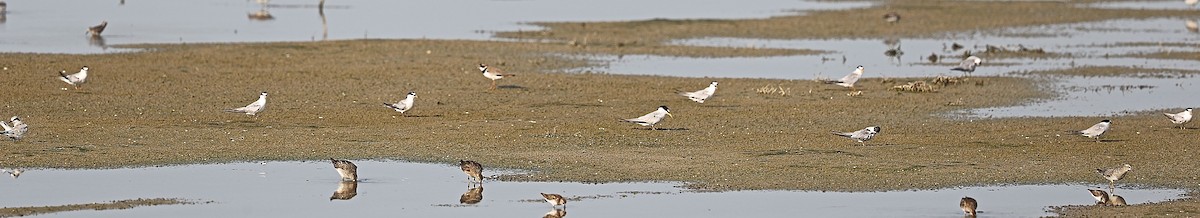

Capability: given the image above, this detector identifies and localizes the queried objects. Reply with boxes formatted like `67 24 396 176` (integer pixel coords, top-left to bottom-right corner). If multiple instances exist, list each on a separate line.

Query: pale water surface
0 161 1185 217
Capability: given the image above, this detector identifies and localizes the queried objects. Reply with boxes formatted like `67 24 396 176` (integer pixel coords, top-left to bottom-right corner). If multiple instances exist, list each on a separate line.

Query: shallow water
1089 0 1200 10
580 18 1200 117
0 0 870 53
0 161 1184 217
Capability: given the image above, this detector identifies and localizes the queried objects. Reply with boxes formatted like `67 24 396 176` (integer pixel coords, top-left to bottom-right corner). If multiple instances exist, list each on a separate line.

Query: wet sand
2 0 1199 216
0 198 194 217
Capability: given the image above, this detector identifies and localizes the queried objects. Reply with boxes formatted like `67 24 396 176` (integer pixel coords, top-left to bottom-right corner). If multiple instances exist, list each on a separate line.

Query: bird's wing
0 121 11 132
838 72 860 83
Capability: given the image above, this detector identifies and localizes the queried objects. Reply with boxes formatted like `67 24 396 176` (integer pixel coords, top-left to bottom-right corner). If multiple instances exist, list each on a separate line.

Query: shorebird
224 92 268 116
330 158 357 182
1163 108 1192 129
1096 163 1131 192
1189 0 1199 6
88 21 108 37
58 66 90 90
329 181 358 200
1088 189 1110 204
622 106 672 130
951 56 983 75
383 92 417 114
3 169 22 179
960 196 977 216
882 12 900 24
823 66 864 90
679 81 718 103
540 193 567 207
1 116 28 141
479 64 515 90
543 209 567 218
1109 194 1127 206
459 160 483 185
0 1 7 14
831 126 880 146
1077 119 1111 142
459 186 483 204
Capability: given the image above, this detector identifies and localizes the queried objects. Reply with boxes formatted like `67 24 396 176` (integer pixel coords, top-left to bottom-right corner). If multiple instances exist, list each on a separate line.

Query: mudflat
1 0 1198 217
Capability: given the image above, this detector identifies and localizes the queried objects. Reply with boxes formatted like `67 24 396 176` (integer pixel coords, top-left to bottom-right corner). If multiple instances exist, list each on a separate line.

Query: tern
823 66 864 90
384 92 417 114
224 92 268 116
679 81 718 103
951 56 983 75
58 66 90 90
622 106 672 130
1077 120 1110 142
1 116 28 141
831 126 880 146
1163 108 1192 129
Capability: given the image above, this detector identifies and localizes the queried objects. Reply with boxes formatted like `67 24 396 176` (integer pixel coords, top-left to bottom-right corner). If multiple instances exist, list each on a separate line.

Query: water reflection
0 161 1186 218
89 36 107 49
459 186 484 204
248 9 275 21
329 181 358 200
542 208 567 218
0 0 870 53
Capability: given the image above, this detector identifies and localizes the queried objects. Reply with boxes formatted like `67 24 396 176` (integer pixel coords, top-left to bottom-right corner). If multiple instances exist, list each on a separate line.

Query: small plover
1088 189 1110 204
831 126 880 146
679 81 718 103
1163 108 1192 129
459 186 484 204
383 92 417 113
951 56 983 75
1 116 28 141
329 181 358 200
823 66 864 90
1096 163 1131 192
88 21 108 37
224 92 268 116
479 64 515 90
1077 120 1111 142
882 12 900 24
540 193 566 207
959 196 977 216
330 158 358 182
622 106 672 130
459 160 483 184
1108 194 1127 206
58 66 90 90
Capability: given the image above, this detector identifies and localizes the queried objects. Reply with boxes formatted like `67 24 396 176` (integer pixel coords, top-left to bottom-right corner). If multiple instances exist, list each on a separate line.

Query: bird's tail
383 103 397 109
830 131 850 137
222 108 241 113
1163 113 1175 119
821 80 840 84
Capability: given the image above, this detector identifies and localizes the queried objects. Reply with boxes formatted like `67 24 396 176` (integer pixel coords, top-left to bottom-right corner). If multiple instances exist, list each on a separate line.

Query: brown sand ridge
1 0 1199 217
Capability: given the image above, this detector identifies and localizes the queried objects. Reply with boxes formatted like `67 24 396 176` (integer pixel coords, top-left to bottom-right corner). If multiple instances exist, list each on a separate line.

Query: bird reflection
248 9 274 21
3 169 22 179
543 209 567 218
89 36 107 49
0 0 6 24
459 186 483 205
883 38 903 64
1109 194 1127 206
329 181 358 200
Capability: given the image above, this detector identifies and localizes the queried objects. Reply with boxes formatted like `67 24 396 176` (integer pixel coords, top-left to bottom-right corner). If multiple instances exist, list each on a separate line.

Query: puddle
0 0 870 54
1088 0 1200 10
576 18 1200 117
0 161 1185 217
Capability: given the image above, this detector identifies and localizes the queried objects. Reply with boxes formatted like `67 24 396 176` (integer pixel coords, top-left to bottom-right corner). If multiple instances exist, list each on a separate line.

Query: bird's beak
667 112 673 117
